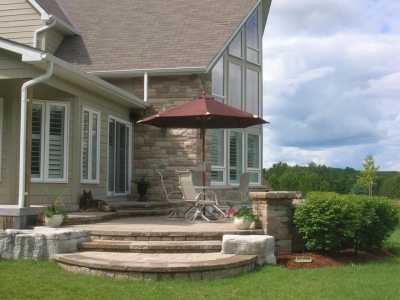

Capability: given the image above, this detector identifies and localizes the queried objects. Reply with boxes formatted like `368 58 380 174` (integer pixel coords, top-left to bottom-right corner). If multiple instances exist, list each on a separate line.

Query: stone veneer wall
132 74 212 202
249 191 306 255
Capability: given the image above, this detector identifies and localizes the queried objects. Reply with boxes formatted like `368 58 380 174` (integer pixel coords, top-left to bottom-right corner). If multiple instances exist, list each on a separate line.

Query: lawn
1 225 399 300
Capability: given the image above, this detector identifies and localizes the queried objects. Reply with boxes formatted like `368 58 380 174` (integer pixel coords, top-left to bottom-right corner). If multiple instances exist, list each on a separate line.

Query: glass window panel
108 120 115 193
246 69 259 115
247 48 259 64
229 31 242 58
31 104 43 178
229 131 243 184
91 112 98 181
250 172 259 184
108 118 131 194
212 57 224 97
229 63 242 109
47 105 65 179
247 11 259 49
82 110 89 180
211 129 224 167
247 134 260 169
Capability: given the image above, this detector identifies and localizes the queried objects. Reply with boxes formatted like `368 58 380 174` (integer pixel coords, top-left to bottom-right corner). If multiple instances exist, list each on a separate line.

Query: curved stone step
78 240 222 253
53 251 257 281
34 209 176 226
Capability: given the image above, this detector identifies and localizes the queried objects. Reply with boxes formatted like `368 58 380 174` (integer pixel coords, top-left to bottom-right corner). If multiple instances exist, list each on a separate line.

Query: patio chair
221 172 254 209
176 169 226 222
158 172 189 220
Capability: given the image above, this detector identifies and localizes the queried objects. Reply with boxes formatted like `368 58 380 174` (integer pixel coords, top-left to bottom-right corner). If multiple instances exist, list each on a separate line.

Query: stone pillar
249 191 300 255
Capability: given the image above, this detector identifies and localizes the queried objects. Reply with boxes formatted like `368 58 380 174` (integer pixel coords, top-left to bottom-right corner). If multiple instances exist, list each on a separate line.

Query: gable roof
35 0 78 31
52 0 271 74
0 37 148 109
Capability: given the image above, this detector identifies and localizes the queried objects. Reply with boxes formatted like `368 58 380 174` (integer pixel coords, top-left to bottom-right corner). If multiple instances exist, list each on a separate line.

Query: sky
262 0 400 171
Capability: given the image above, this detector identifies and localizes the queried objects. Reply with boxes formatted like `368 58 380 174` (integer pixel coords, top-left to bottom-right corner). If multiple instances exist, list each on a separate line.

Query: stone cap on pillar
249 191 302 200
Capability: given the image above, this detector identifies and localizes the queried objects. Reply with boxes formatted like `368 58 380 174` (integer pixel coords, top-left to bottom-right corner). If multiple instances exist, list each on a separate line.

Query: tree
381 174 400 199
357 155 380 196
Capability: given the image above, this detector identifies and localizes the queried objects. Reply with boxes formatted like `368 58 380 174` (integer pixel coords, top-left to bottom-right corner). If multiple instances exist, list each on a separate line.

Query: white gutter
33 19 56 48
144 72 148 102
90 67 208 78
18 61 54 208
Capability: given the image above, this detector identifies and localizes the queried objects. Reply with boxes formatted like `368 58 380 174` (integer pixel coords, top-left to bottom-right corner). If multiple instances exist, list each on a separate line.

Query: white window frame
0 98 3 181
246 9 261 65
247 132 262 184
81 106 101 184
211 5 263 186
107 116 132 196
211 129 227 185
31 100 69 182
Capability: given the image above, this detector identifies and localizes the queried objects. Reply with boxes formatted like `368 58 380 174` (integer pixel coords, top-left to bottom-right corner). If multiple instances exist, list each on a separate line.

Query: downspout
33 19 56 48
144 72 148 102
18 61 54 207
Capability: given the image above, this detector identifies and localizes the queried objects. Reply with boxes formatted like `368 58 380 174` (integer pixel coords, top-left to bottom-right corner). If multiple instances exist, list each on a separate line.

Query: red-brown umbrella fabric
137 93 269 185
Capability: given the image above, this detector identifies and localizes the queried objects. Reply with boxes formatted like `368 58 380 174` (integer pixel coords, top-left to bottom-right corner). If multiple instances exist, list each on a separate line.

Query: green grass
2 226 400 300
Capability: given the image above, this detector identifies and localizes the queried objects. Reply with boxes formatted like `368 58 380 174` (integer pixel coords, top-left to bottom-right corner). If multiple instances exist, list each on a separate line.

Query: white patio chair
221 172 254 209
176 169 226 222
158 172 189 220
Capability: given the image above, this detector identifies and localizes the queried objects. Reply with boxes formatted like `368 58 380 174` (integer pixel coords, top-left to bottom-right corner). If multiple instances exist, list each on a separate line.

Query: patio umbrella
137 92 269 186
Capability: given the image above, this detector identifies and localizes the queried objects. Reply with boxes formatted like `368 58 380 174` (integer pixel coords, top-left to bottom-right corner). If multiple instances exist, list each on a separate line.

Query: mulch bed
276 247 396 270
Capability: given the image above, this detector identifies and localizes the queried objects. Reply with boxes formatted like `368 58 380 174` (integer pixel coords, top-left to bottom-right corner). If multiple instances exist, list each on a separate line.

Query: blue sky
262 0 400 171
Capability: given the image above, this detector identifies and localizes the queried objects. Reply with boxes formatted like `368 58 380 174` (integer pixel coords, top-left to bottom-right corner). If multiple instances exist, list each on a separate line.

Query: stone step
109 202 171 211
85 229 262 242
53 251 258 281
33 208 175 226
78 240 222 253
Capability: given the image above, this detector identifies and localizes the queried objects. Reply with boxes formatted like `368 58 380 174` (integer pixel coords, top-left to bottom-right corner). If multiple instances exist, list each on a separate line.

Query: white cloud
262 1 400 171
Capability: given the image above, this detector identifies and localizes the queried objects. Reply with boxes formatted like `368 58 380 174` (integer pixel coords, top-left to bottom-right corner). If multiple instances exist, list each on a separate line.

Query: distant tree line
263 160 400 199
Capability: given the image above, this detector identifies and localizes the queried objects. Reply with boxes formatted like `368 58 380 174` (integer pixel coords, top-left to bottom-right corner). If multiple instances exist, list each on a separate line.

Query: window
211 6 263 186
108 117 131 195
246 69 260 115
229 131 243 184
211 129 225 184
81 107 100 183
229 62 242 109
229 31 243 58
212 56 225 98
246 10 260 64
31 100 69 182
247 134 261 183
0 98 3 180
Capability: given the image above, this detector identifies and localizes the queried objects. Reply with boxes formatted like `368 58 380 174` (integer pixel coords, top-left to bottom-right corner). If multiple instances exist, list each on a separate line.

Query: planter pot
137 183 149 202
233 217 252 230
45 214 63 228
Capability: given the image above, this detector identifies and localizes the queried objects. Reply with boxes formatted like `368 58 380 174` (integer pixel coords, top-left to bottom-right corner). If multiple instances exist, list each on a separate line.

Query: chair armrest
223 191 245 203
196 191 219 204
166 191 184 204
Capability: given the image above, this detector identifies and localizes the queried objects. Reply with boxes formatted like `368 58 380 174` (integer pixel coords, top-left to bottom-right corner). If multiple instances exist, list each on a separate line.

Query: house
0 0 272 229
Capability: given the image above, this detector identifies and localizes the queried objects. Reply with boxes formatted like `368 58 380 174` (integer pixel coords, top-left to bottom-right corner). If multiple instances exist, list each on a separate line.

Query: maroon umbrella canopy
137 92 269 186
137 95 268 129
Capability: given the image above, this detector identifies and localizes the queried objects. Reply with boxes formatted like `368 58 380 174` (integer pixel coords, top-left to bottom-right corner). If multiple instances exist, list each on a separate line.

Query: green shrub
294 192 360 252
294 192 400 252
354 195 400 249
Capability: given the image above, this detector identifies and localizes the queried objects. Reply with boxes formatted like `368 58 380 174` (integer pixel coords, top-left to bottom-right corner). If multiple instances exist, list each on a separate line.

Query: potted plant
131 170 152 202
227 202 256 230
38 188 68 227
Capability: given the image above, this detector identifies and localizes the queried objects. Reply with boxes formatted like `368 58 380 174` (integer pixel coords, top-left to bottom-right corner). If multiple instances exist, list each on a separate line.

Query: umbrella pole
202 127 206 187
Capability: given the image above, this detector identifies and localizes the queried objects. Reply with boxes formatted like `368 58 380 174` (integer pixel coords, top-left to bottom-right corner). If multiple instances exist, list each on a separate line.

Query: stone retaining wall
0 228 91 260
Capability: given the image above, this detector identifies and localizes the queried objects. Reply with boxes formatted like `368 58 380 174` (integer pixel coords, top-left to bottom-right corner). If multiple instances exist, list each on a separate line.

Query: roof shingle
54 0 259 72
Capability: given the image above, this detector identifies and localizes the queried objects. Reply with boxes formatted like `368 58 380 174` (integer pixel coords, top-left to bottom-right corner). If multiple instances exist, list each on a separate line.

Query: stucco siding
0 0 43 47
